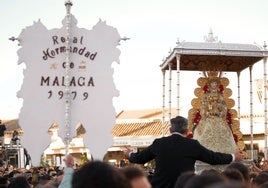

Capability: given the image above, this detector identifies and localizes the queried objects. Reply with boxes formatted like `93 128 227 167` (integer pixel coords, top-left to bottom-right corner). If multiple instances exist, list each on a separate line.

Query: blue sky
1 0 268 119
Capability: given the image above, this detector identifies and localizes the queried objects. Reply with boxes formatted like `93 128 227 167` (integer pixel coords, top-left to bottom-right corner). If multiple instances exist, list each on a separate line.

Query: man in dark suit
125 116 244 188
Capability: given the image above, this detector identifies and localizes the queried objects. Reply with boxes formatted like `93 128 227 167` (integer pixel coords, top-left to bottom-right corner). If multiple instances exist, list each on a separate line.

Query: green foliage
81 153 89 164
40 155 50 167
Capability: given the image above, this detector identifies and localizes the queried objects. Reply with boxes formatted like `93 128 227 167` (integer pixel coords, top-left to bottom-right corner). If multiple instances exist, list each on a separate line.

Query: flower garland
187 110 200 139
192 110 201 131
226 109 238 143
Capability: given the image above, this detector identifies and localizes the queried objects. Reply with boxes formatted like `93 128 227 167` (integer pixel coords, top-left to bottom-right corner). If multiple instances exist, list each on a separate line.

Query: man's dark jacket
128 134 233 188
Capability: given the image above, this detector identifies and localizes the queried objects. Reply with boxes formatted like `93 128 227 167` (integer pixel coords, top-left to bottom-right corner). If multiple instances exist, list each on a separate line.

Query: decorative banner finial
65 0 73 6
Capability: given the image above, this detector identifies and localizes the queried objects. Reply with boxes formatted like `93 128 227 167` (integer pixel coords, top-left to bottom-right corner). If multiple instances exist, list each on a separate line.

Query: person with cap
0 120 6 147
125 116 245 188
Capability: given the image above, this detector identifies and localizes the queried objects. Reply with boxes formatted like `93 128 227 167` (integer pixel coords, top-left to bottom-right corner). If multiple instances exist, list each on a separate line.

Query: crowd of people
0 154 267 188
173 160 268 188
0 155 151 188
0 115 264 188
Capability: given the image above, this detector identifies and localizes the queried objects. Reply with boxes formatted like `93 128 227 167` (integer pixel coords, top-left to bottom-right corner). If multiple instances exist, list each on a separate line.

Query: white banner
17 15 121 165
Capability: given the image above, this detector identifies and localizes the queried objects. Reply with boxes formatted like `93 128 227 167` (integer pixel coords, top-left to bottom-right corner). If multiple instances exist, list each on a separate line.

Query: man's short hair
72 161 130 188
120 166 146 181
170 116 188 134
226 162 250 182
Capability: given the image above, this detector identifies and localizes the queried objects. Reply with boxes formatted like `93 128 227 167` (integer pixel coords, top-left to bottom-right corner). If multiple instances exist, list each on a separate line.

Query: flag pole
64 0 73 156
